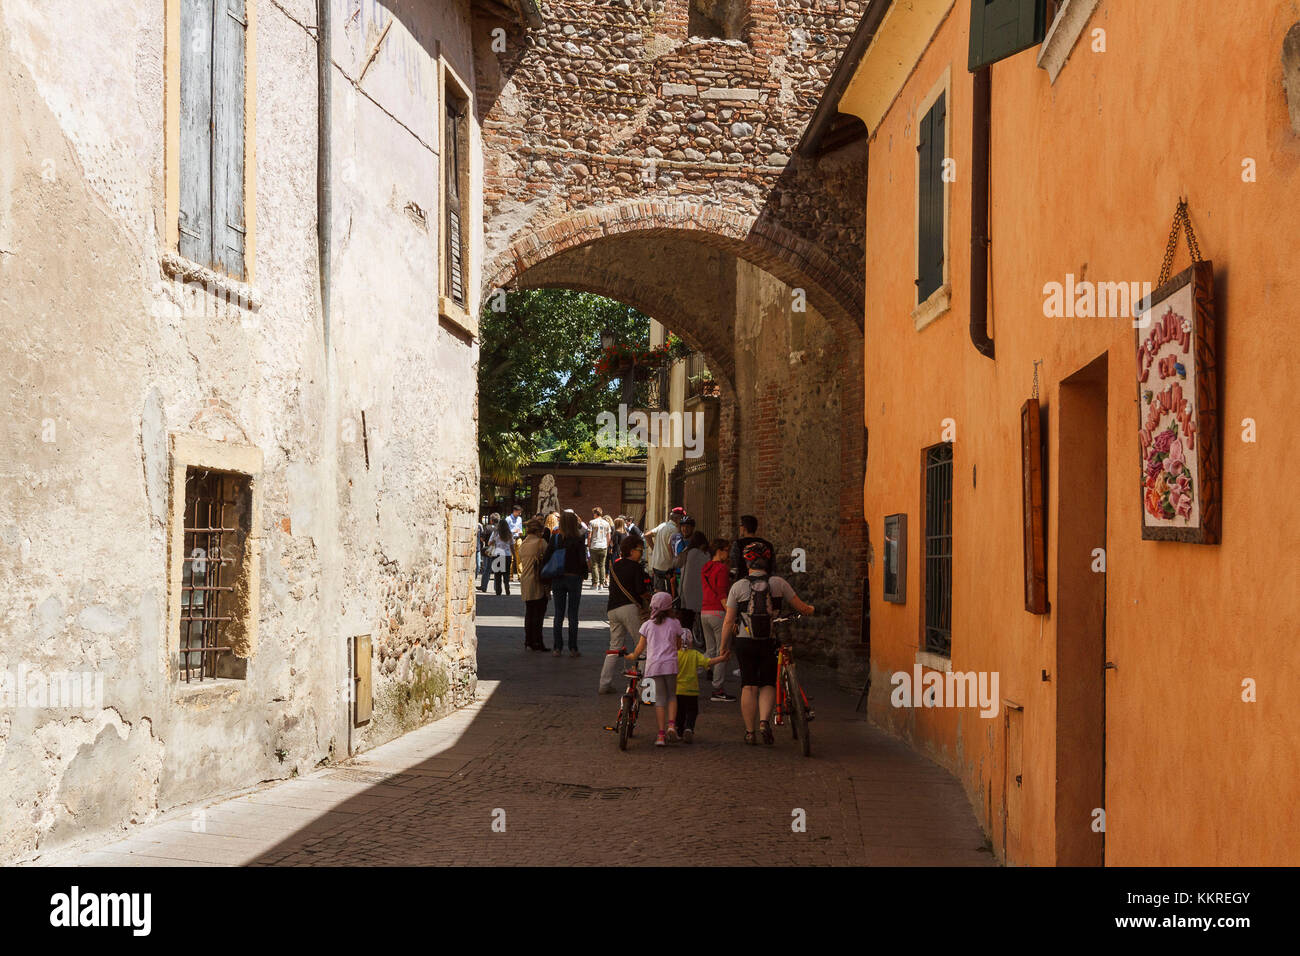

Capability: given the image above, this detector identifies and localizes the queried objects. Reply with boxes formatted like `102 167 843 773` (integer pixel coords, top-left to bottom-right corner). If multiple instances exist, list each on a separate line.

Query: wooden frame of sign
1021 399 1047 613
883 513 907 604
1135 260 1220 543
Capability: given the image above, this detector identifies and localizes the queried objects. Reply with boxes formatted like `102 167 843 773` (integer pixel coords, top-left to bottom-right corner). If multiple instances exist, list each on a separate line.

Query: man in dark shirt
729 514 775 583
599 535 651 694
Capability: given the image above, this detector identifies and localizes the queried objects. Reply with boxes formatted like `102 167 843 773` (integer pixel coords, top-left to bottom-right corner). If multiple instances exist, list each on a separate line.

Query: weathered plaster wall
0 0 480 862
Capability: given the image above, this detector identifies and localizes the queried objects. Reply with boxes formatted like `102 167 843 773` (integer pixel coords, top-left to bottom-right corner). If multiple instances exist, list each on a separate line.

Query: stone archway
491 219 866 675
484 201 864 340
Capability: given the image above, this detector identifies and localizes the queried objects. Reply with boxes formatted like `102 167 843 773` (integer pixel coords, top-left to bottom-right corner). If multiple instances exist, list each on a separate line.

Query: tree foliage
478 290 649 484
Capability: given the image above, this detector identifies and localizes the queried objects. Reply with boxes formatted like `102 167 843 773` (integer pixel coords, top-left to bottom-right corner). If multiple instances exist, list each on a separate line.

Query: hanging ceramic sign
1134 260 1220 543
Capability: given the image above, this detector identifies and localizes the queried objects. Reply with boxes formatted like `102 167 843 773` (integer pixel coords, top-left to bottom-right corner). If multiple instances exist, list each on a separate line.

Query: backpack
739 573 774 641
540 540 567 581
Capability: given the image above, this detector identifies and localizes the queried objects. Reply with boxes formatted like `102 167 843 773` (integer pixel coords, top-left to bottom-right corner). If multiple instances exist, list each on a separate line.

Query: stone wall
731 258 865 674
0 0 481 863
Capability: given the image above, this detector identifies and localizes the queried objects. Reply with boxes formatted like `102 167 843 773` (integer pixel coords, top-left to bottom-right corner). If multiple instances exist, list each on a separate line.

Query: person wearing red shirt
701 538 735 702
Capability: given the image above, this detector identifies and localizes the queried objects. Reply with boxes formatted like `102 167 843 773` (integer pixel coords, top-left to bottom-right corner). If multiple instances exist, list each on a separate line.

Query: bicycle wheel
787 662 811 757
618 695 633 751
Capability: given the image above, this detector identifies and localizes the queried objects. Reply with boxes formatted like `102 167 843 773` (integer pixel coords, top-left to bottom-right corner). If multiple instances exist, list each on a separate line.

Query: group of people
478 502 815 746
476 505 642 656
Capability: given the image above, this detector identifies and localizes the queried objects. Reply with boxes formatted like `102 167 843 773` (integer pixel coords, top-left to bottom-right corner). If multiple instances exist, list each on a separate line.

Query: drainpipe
317 0 346 758
317 0 332 358
970 66 995 360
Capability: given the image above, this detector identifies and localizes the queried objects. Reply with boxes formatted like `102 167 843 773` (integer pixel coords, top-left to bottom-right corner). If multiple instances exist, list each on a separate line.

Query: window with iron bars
180 468 251 681
923 443 952 657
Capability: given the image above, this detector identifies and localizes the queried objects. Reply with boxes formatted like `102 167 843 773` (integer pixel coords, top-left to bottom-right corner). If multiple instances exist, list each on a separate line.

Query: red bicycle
771 613 814 756
610 652 646 751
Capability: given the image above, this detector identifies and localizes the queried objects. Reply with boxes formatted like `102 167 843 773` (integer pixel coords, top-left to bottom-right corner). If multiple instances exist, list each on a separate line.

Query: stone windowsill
1036 0 1103 84
915 649 952 673
174 676 245 701
439 295 477 339
912 283 951 331
160 251 262 311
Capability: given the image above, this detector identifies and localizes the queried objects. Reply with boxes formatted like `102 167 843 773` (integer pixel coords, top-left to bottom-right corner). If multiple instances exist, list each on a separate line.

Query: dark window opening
916 90 946 302
180 468 251 681
622 478 647 503
445 92 469 308
923 444 952 657
689 0 748 41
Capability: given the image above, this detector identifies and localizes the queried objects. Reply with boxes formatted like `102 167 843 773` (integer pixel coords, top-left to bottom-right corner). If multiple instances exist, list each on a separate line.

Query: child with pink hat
622 590 691 746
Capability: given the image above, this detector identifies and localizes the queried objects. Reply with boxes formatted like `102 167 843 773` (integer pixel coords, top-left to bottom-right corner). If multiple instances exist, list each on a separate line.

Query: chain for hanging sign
1032 359 1042 400
1157 199 1204 288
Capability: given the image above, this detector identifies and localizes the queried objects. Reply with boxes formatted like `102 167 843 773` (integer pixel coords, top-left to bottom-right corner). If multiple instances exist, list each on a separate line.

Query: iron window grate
924 444 952 657
180 469 249 681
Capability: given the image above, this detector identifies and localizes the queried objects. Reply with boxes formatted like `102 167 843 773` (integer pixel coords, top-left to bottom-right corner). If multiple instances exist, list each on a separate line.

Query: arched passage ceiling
511 234 739 387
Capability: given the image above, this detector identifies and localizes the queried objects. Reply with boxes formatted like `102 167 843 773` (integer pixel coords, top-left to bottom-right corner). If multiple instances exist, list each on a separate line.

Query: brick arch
483 201 865 338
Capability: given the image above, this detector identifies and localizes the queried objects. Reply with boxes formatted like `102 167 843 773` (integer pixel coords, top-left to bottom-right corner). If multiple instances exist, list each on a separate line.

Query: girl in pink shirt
623 591 692 745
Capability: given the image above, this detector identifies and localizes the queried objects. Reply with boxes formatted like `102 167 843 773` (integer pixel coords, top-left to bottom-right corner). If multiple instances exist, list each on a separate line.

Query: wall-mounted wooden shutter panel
969 0 1048 72
212 0 247 278
179 0 215 265
917 93 944 302
445 101 465 306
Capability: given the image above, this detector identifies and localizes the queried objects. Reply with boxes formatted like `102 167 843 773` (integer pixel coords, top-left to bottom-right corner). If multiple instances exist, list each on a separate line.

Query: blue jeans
552 574 583 650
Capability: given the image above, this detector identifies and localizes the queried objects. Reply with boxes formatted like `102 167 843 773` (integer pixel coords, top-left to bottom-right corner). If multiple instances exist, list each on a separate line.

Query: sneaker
569 649 581 658
666 723 679 743
710 690 736 702
552 649 562 657
655 732 666 747
683 728 694 744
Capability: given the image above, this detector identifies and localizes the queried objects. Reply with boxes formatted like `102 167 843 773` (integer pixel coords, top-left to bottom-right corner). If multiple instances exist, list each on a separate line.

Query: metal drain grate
542 782 642 801
326 769 414 786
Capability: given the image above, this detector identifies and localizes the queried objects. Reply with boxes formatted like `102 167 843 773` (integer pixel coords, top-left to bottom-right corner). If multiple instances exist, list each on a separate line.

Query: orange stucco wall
853 0 1300 864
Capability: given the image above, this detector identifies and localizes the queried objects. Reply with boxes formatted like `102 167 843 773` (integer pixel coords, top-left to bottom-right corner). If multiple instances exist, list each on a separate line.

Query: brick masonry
475 0 868 326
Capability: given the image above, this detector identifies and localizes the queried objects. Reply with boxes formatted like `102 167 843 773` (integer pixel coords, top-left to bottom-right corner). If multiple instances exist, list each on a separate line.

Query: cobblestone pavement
41 587 995 867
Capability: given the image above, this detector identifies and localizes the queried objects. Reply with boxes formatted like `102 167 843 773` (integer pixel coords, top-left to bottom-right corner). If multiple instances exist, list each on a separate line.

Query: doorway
1054 353 1108 866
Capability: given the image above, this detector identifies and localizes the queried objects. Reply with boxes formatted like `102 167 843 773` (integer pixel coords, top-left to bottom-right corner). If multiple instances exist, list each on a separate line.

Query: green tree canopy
478 290 649 485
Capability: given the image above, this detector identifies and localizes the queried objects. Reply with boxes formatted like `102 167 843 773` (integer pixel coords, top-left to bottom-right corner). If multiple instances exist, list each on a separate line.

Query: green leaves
478 290 650 485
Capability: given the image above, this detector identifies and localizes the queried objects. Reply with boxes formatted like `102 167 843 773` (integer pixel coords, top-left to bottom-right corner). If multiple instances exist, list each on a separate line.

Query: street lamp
600 328 616 352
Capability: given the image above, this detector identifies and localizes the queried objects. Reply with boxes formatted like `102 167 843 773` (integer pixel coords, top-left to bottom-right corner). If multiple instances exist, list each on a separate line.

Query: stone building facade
0 0 499 863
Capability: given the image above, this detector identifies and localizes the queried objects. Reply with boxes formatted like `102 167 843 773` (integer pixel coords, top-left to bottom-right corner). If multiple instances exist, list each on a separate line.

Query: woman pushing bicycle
718 551 814 745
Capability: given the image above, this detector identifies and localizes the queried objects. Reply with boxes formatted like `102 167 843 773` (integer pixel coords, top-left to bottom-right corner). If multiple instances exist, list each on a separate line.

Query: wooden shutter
179 0 215 265
968 0 1048 72
212 0 247 278
445 100 465 307
916 92 945 302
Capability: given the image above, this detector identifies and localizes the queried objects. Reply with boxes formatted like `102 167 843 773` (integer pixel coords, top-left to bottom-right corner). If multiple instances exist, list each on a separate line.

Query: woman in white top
490 518 514 596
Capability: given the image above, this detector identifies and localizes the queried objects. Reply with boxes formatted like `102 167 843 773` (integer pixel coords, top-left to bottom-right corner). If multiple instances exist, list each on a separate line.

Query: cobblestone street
39 588 994 867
